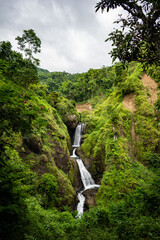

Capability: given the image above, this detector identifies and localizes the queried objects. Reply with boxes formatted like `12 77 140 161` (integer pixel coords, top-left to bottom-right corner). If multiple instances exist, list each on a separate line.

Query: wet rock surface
70 156 83 192
76 148 92 170
83 188 99 208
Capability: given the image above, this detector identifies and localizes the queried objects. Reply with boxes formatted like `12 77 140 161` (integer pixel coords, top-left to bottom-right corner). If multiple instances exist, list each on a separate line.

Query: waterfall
70 124 100 217
72 124 82 148
77 193 85 216
70 148 78 158
76 159 95 189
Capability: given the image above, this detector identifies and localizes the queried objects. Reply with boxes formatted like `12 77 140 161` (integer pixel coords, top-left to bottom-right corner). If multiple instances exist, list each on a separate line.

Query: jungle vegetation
0 0 160 239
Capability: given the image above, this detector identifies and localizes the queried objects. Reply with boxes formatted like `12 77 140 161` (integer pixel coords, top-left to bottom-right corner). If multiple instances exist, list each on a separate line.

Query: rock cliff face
69 156 83 192
64 113 79 129
64 113 79 147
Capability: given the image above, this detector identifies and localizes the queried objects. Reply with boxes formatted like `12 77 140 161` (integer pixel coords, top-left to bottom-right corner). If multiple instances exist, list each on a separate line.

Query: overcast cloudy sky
0 0 124 73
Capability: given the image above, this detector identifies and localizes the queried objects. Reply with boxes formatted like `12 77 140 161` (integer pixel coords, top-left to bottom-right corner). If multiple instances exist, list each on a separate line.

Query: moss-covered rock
23 134 43 154
0 78 79 211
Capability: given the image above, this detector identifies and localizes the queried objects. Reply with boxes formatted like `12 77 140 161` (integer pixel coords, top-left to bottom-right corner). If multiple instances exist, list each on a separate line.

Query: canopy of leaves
96 0 160 65
38 66 115 102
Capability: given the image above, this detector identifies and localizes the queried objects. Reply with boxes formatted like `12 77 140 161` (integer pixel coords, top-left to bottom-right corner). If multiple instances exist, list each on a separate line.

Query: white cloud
0 0 125 73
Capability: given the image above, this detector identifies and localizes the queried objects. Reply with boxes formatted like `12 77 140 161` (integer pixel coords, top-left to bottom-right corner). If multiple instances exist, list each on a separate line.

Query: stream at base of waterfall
70 124 100 218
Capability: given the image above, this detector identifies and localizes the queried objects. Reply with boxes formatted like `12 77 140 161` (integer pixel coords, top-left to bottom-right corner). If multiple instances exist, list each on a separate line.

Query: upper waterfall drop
72 123 84 148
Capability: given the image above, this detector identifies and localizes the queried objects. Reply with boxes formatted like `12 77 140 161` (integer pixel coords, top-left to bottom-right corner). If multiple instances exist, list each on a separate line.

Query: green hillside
1 44 160 239
1 1 160 237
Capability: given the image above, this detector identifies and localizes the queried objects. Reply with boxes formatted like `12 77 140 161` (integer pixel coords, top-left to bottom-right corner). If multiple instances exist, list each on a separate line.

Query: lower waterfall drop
77 193 85 216
70 124 100 217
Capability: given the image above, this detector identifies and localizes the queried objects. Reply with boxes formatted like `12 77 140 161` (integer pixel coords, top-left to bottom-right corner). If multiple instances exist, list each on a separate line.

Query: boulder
64 113 78 129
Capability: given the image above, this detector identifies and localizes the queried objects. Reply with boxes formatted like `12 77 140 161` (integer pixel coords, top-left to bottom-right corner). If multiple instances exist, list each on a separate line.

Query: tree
15 29 41 66
0 41 13 61
96 0 160 65
0 41 39 87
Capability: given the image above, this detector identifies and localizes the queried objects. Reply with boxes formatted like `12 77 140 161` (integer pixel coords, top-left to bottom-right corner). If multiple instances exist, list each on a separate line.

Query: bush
38 173 58 208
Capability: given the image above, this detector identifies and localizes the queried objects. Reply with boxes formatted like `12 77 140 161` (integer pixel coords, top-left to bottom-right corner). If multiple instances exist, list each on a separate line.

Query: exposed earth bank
76 103 92 112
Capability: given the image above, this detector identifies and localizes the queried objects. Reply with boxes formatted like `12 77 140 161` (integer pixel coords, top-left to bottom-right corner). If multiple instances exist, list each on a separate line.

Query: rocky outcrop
64 113 78 129
70 157 83 192
64 113 79 143
83 188 99 209
76 148 92 169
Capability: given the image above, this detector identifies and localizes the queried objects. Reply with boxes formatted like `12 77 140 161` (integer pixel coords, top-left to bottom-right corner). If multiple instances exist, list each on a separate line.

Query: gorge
1 59 160 240
70 124 100 217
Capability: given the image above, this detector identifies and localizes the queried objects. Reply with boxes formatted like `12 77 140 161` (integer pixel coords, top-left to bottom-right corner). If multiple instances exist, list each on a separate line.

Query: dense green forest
38 66 114 103
1 0 160 239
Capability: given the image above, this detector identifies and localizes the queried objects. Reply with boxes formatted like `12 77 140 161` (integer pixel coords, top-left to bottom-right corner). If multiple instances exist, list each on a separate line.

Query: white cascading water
72 124 82 148
70 148 78 158
72 123 85 155
76 159 95 189
70 124 100 217
77 192 85 216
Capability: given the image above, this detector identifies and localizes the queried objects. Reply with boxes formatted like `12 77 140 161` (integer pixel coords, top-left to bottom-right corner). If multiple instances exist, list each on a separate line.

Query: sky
0 0 124 73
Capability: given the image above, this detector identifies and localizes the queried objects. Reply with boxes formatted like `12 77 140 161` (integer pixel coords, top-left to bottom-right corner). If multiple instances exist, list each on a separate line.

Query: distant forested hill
38 66 115 102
